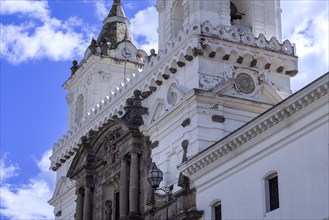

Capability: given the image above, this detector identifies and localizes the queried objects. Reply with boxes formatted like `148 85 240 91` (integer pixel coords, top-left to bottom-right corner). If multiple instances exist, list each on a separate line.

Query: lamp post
147 163 173 219
147 162 173 194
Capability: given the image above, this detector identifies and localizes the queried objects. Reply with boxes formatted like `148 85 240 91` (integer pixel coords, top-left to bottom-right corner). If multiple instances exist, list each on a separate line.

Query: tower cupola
96 0 134 53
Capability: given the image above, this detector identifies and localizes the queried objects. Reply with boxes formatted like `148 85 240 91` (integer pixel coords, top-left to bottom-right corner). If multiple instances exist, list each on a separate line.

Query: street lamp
147 163 173 194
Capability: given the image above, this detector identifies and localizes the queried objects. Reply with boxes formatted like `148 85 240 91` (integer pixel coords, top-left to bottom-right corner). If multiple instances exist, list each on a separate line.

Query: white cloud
124 2 135 10
94 0 108 21
0 150 56 220
0 0 50 19
130 6 158 53
281 1 329 91
0 0 92 65
0 154 19 182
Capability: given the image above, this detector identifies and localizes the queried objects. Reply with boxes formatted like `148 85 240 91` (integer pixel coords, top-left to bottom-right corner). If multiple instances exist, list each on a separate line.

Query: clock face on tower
117 42 136 61
121 47 132 59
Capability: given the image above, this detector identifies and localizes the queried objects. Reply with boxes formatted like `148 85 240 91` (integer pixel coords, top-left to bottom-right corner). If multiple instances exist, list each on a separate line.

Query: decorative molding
179 74 329 176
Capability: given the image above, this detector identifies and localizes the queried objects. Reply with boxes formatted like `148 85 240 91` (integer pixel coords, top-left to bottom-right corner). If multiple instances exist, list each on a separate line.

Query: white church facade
49 0 329 219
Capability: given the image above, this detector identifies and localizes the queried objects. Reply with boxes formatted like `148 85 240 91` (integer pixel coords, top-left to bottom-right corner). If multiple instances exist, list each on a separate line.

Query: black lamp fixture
147 163 173 194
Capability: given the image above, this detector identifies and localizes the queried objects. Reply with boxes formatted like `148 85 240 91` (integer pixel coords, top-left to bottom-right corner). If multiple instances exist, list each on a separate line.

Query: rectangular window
265 173 280 212
214 203 222 220
268 176 279 211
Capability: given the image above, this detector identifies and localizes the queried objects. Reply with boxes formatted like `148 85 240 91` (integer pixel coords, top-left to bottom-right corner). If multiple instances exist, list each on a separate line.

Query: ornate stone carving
234 73 255 94
122 90 148 126
104 200 113 220
70 60 79 75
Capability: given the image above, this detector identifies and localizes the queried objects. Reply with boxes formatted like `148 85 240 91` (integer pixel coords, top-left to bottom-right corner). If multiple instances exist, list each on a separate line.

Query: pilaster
119 158 129 219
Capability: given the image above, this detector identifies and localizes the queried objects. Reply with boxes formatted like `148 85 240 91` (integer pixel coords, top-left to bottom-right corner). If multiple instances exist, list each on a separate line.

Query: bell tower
157 0 282 51
142 0 298 189
63 0 146 131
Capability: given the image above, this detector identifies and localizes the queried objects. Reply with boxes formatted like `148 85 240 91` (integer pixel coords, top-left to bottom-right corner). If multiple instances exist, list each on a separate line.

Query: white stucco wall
192 98 329 220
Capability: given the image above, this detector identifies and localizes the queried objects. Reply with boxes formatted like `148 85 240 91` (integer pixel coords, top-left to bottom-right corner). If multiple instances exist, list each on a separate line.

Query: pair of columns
75 185 92 220
120 151 140 218
75 151 140 220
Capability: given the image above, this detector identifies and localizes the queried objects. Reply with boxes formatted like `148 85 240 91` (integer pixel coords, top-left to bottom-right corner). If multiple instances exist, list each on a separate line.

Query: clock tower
63 0 145 131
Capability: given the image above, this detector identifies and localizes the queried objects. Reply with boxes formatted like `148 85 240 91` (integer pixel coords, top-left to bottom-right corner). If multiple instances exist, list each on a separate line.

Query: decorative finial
114 0 120 4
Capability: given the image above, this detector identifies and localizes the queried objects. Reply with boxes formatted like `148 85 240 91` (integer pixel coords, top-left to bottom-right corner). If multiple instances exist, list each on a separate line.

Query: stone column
120 158 128 218
83 186 92 220
129 152 139 214
75 188 84 220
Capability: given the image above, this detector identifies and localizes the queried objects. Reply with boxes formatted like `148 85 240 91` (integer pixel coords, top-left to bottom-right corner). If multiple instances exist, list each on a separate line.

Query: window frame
264 172 280 213
211 200 222 220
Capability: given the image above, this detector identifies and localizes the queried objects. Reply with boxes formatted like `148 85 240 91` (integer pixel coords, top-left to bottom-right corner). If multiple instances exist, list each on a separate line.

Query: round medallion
167 84 177 105
234 73 255 94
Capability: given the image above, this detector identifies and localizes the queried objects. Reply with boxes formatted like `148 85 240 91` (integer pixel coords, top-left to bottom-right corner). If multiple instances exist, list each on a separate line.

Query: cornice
63 55 143 89
178 73 329 176
140 89 272 137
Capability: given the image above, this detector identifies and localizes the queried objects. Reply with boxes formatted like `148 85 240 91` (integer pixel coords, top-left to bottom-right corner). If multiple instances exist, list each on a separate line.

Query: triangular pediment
212 79 283 105
147 98 166 125
260 83 284 104
66 142 88 179
49 176 75 203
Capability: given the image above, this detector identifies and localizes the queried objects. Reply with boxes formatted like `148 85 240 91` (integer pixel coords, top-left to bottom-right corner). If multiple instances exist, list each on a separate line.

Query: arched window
230 2 243 22
264 172 280 212
172 0 184 38
211 200 222 220
230 1 252 33
75 94 84 124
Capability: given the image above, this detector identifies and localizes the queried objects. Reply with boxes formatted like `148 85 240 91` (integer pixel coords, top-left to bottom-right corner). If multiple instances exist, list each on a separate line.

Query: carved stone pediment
67 120 128 182
210 70 284 105
66 116 154 220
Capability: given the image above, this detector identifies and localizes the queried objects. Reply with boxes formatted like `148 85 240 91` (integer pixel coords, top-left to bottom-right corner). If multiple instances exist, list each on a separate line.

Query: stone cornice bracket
192 47 204 57
178 172 190 190
181 118 191 127
151 141 159 149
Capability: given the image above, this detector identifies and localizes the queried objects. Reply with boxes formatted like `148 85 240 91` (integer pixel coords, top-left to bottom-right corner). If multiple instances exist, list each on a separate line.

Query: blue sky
0 0 328 219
